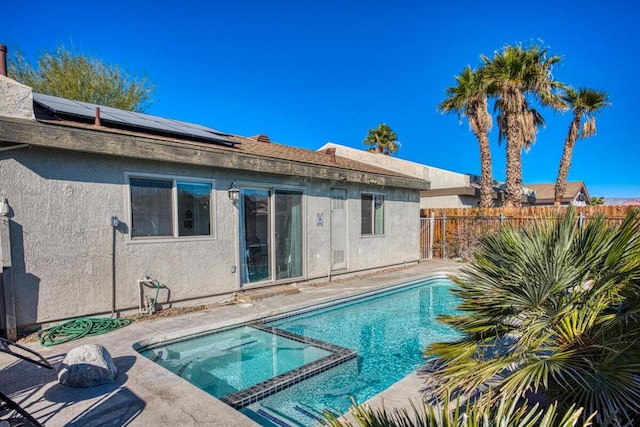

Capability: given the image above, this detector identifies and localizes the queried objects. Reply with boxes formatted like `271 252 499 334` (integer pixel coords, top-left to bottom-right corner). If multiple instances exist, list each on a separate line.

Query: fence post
578 211 584 229
442 213 447 259
429 213 435 259
499 213 505 227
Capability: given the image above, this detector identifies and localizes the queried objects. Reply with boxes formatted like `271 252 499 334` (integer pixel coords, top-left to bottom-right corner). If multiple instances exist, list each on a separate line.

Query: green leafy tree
438 66 494 208
363 123 400 155
590 196 605 205
481 44 563 207
8 45 155 112
425 208 640 426
554 88 611 206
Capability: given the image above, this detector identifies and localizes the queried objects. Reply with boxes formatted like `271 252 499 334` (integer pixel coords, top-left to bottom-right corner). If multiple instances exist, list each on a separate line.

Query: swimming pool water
141 325 333 398
140 277 459 426
246 278 458 424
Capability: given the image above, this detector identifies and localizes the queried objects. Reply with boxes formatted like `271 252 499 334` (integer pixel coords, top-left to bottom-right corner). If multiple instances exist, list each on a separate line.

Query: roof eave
0 116 427 190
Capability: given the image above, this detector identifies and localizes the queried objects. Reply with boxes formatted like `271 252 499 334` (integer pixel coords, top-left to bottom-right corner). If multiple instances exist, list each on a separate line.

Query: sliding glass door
275 190 302 280
240 187 303 285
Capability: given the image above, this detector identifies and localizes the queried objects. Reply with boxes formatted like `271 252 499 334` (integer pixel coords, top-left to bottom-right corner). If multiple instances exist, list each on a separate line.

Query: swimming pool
140 277 458 426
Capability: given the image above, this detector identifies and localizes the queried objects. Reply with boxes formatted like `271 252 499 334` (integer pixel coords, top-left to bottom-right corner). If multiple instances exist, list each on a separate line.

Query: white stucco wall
319 142 470 189
0 147 420 328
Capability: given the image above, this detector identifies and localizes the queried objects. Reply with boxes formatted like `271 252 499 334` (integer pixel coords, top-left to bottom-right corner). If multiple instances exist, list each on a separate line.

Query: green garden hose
37 317 133 347
37 278 161 346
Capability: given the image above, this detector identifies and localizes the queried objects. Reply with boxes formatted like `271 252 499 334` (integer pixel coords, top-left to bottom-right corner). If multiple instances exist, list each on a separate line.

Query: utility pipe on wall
110 216 120 317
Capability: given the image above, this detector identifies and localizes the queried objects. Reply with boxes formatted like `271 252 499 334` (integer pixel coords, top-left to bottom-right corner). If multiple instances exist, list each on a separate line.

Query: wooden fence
419 205 637 260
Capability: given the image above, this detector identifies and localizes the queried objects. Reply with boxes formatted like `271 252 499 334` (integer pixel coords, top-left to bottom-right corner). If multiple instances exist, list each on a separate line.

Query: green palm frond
425 208 640 426
323 394 593 427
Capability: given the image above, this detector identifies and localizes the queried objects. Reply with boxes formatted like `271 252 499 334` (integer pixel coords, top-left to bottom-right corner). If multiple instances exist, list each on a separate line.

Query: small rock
58 344 118 387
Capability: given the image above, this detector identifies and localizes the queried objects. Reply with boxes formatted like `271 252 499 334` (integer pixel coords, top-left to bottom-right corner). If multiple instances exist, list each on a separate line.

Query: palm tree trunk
504 114 522 207
476 132 493 208
554 115 581 206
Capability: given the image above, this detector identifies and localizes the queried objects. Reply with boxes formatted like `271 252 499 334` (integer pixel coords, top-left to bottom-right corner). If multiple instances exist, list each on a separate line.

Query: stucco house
0 73 427 333
318 143 539 208
318 143 483 208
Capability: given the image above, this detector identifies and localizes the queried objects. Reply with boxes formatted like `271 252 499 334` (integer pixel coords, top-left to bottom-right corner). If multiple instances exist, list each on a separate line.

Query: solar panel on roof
33 93 238 146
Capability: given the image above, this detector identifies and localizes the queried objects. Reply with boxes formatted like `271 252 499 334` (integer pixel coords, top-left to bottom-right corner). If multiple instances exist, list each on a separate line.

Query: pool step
256 409 293 427
293 405 327 425
234 284 299 303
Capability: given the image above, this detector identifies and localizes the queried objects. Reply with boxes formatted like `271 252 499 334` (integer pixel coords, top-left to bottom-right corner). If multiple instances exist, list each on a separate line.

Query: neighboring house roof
0 88 427 190
525 182 590 205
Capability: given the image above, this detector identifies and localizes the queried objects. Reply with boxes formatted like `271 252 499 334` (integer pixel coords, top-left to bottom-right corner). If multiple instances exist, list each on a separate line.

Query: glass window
130 178 173 238
177 182 212 236
361 193 384 235
129 176 213 239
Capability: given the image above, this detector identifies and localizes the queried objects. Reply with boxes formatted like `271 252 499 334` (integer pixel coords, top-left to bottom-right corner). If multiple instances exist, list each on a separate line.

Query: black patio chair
0 336 53 426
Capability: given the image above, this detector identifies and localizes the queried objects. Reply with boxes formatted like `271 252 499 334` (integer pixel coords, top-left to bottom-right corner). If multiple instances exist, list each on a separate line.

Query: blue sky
5 0 639 197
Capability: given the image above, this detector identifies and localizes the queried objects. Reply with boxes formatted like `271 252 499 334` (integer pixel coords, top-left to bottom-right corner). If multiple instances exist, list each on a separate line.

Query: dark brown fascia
0 116 429 191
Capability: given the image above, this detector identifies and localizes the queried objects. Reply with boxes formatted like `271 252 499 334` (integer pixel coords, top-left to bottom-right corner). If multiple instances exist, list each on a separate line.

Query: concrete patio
0 259 462 426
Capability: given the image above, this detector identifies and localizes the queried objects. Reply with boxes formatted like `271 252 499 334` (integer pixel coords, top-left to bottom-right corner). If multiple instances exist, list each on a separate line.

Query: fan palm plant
554 87 611 206
424 208 640 426
481 44 563 207
363 123 400 156
438 66 494 208
324 394 591 427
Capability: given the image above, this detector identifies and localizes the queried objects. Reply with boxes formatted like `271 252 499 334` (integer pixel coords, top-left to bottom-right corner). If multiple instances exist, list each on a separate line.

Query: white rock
58 344 118 388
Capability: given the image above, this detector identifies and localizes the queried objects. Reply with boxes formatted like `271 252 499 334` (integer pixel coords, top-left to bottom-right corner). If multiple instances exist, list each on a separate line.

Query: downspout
110 216 120 317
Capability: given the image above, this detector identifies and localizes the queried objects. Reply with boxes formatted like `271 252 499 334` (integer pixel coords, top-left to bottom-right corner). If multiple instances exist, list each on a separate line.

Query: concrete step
234 285 299 303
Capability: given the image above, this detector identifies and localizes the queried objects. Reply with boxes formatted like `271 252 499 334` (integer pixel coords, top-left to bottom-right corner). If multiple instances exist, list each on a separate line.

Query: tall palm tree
554 87 610 206
424 208 640 426
481 44 563 207
363 123 400 156
438 66 494 208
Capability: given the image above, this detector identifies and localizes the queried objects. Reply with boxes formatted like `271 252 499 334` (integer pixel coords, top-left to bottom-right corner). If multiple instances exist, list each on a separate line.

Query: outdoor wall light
110 215 120 228
228 180 240 202
0 197 9 217
338 173 347 181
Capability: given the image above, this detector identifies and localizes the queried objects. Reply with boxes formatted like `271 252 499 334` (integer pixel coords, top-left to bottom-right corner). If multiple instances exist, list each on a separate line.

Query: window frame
360 192 385 236
125 172 216 242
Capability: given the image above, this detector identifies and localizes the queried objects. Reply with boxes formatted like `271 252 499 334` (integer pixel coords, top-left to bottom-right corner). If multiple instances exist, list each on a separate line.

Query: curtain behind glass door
241 189 271 284
275 190 302 280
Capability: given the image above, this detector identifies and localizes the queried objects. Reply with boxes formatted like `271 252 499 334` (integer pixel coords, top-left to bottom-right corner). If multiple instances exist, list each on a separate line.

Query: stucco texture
1 147 421 328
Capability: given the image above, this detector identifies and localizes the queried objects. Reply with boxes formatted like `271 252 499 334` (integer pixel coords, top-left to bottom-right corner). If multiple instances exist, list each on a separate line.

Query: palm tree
481 44 563 207
438 66 494 208
554 87 610 206
363 123 400 155
424 208 640 426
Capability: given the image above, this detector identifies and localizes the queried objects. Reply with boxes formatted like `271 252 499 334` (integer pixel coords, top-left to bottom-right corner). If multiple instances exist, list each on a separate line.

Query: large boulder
58 344 118 387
